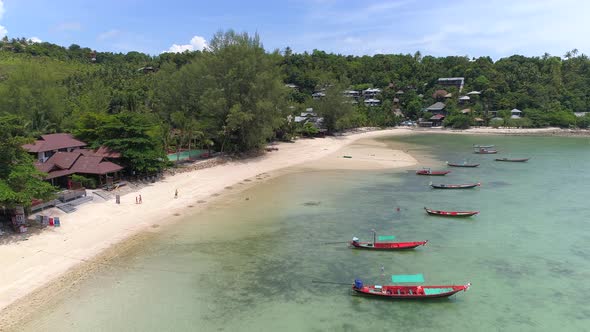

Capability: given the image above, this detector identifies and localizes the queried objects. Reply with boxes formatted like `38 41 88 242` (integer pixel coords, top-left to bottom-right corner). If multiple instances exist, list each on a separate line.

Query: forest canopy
0 33 589 174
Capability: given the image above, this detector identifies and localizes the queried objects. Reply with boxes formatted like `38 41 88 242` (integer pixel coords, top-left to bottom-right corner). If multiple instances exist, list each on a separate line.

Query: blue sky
0 0 587 58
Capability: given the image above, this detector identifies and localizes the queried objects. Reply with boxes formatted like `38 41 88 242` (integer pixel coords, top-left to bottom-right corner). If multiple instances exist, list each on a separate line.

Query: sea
21 134 590 332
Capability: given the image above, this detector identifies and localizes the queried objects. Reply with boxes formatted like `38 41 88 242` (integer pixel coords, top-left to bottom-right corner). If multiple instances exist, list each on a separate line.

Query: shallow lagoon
22 134 590 332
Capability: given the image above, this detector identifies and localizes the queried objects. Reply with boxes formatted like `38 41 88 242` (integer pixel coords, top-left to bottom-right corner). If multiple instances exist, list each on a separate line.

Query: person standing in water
175 189 178 199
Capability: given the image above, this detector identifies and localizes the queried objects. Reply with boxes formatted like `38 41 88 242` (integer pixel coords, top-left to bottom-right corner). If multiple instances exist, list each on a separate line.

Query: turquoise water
21 134 590 331
167 149 207 161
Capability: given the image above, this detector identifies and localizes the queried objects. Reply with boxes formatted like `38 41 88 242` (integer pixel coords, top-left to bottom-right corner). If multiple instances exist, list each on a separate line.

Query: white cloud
164 35 208 53
29 37 42 43
0 1 6 38
293 0 590 59
97 29 121 41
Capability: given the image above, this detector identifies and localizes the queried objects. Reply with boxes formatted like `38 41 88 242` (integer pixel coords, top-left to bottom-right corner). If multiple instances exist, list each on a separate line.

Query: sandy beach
0 128 418 329
1 126 588 330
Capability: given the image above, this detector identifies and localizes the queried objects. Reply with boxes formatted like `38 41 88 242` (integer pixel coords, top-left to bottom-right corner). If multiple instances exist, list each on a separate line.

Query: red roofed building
23 134 123 187
23 133 87 163
429 113 446 126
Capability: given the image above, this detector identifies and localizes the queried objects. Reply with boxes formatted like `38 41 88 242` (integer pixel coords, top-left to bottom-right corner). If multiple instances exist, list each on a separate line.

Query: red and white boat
352 279 471 299
350 236 427 250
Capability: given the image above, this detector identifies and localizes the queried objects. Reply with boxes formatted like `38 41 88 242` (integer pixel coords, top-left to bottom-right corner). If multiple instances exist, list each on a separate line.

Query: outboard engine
352 237 359 244
354 279 363 289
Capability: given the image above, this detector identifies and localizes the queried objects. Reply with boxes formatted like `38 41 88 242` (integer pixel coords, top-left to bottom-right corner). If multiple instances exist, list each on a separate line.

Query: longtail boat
352 279 471 299
416 168 450 176
446 161 480 167
424 207 479 217
495 158 530 162
473 144 494 149
350 234 427 250
430 182 480 189
474 148 498 154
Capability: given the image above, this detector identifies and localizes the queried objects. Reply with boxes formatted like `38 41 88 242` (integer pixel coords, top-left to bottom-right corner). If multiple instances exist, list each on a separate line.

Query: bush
443 114 471 129
576 114 590 128
71 174 97 189
490 118 504 128
296 122 319 137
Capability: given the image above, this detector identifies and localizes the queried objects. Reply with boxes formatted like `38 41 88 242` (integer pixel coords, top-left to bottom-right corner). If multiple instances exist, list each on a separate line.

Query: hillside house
425 102 447 115
438 77 465 92
362 88 381 98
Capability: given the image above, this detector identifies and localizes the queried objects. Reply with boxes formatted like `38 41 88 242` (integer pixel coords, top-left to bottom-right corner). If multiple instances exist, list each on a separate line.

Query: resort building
23 134 124 188
343 90 360 99
510 108 522 118
425 102 447 115
294 108 324 127
429 114 445 126
362 88 382 98
312 92 326 100
364 98 381 107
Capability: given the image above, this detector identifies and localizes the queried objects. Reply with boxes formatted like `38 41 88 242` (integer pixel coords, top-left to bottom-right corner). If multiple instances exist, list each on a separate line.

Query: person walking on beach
139 194 142 204
136 196 138 204
175 189 178 199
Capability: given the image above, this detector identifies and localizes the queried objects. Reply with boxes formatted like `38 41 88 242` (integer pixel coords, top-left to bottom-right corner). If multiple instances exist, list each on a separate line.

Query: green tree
314 83 354 133
75 112 167 173
0 115 56 208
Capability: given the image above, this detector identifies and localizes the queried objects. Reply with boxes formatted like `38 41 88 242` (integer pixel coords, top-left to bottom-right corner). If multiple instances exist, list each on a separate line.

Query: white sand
0 128 416 314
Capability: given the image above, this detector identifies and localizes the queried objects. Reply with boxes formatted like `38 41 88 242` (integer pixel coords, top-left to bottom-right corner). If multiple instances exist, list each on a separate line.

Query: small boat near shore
352 279 471 299
446 161 480 167
416 168 450 176
424 207 479 217
430 182 480 189
495 158 530 162
474 148 498 154
350 236 427 250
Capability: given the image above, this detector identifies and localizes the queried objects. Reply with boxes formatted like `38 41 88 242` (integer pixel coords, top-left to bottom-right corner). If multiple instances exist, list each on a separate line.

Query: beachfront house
429 114 445 126
294 108 324 128
24 133 87 163
437 77 465 92
426 102 447 116
510 108 522 118
23 134 124 188
427 102 447 125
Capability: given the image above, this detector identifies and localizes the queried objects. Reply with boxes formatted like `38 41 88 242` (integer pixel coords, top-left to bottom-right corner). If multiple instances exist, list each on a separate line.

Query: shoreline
0 128 416 330
409 126 590 136
1 126 586 329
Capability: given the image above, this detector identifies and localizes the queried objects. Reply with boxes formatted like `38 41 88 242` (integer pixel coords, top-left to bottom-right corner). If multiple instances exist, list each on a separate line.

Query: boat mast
372 229 376 244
